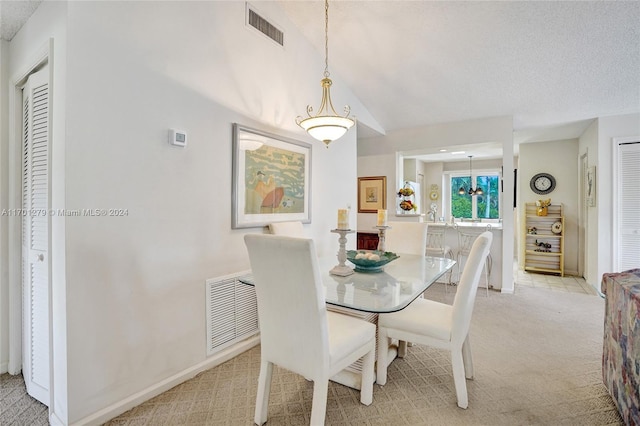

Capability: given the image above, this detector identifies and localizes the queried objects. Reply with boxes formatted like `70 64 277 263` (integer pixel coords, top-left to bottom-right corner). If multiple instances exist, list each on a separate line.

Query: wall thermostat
169 129 187 147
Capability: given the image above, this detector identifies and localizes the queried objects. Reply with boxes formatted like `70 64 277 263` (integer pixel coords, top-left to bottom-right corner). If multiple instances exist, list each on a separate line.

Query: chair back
451 231 493 344
426 225 447 256
455 223 492 256
385 221 428 255
268 221 305 237
244 234 328 375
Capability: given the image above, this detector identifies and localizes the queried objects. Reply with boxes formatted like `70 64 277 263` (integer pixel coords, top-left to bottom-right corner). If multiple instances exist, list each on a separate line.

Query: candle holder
330 229 355 276
374 225 392 252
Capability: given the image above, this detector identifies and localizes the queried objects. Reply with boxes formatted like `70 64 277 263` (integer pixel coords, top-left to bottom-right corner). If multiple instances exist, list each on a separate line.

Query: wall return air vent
246 4 284 46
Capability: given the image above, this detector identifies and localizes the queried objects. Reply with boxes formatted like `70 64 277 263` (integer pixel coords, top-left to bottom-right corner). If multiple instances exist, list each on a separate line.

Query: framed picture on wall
586 166 596 207
358 176 387 213
232 123 312 228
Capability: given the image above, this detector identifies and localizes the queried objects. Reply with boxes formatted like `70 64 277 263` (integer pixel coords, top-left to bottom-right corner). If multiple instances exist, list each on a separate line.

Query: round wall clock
530 173 556 195
429 190 439 200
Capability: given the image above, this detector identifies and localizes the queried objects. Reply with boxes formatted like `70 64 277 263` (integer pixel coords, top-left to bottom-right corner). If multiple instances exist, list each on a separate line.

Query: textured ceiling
0 0 41 41
2 1 638 156
279 0 640 148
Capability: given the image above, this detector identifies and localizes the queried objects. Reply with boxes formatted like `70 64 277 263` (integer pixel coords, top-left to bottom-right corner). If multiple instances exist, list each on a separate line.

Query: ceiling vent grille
247 5 284 46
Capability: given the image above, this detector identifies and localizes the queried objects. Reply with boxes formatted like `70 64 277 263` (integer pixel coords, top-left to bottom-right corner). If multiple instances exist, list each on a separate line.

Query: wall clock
530 173 556 195
429 184 439 201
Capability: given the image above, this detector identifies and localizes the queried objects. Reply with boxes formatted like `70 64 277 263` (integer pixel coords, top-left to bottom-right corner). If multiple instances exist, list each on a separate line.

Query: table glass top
240 253 456 313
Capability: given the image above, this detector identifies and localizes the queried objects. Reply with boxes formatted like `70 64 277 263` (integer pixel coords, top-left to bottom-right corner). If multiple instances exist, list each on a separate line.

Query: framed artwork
232 123 312 229
358 176 387 213
586 166 596 207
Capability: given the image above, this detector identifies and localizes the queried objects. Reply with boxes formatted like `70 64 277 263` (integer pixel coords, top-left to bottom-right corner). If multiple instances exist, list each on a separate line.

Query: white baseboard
71 335 260 426
49 411 65 426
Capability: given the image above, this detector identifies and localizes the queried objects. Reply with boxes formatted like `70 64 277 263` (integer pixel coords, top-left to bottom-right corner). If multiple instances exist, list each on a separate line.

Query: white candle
377 209 387 226
337 209 349 230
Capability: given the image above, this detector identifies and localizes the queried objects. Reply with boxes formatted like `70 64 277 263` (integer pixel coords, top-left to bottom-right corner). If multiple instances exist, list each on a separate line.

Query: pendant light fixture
296 0 355 147
458 155 483 196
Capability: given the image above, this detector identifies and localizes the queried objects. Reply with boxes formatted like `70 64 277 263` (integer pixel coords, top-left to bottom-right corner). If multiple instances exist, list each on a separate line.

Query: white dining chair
244 234 376 426
426 225 455 289
384 221 428 255
455 223 492 297
376 231 493 409
384 221 429 349
268 220 305 237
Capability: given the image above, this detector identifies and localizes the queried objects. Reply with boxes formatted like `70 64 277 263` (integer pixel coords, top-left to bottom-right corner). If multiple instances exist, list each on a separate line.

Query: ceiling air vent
246 4 284 46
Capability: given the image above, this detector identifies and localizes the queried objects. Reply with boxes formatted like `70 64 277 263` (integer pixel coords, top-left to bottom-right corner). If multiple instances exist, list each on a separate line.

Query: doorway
8 50 52 410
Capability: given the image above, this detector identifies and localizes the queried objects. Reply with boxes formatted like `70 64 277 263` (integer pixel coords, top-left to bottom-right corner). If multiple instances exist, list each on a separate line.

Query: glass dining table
239 253 456 389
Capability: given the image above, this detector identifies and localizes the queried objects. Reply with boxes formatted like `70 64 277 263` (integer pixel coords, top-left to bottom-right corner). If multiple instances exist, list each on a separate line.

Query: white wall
517 139 579 275
579 114 640 288
595 113 640 283
579 121 599 286
2 1 369 424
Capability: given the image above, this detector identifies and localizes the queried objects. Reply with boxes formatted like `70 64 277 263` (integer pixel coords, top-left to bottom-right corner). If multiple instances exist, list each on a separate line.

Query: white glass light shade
298 115 354 145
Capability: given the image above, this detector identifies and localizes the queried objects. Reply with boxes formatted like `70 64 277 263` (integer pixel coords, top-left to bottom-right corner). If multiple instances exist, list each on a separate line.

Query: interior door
616 141 640 271
21 67 50 406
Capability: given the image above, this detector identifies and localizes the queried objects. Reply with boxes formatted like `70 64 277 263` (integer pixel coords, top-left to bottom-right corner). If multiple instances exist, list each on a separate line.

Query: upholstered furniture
376 232 493 409
385 221 428 256
601 268 640 425
244 234 376 425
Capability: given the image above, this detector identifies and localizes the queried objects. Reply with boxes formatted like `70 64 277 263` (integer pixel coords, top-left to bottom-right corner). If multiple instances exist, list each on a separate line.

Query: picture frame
586 165 596 207
358 176 387 213
232 123 312 229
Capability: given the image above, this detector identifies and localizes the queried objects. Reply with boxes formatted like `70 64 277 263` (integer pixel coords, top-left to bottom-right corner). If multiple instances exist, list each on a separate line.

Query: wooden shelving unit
524 203 564 276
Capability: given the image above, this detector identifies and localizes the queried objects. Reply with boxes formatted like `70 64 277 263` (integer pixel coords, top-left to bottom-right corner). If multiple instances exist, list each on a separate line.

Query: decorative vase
536 206 548 216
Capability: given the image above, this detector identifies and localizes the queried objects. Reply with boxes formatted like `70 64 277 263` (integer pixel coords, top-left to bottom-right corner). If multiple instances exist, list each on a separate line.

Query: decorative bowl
346 250 400 273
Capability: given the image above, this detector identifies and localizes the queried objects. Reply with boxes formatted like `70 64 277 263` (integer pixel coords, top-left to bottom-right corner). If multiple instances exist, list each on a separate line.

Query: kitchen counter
357 221 503 289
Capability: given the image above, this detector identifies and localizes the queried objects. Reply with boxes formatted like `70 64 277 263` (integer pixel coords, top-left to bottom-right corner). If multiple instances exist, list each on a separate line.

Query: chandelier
459 155 483 196
296 0 355 147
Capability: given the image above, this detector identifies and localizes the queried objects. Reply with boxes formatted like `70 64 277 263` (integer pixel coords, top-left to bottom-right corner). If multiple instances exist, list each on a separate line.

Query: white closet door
617 141 640 271
21 67 50 406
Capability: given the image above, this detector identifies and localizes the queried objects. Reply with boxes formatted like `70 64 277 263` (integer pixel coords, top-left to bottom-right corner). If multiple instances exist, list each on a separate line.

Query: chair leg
360 344 375 405
398 340 408 358
254 360 273 425
484 260 489 297
451 349 469 409
310 379 329 426
462 335 474 379
376 328 389 385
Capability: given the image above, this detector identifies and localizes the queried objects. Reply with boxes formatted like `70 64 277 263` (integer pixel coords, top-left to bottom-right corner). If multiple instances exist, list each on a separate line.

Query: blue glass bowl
346 250 400 272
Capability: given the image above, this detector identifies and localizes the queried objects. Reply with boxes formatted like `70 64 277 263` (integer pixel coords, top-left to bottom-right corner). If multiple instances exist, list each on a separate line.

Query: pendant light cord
324 0 330 78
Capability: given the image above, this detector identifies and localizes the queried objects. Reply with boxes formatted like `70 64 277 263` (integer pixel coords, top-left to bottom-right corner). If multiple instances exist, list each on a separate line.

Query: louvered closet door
617 141 640 271
21 67 50 406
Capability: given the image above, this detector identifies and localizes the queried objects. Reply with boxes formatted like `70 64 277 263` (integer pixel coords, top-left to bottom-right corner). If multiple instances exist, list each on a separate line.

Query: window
450 172 500 219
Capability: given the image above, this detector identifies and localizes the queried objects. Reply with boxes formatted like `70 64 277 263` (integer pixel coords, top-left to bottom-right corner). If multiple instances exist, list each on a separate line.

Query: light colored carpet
2 281 624 425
